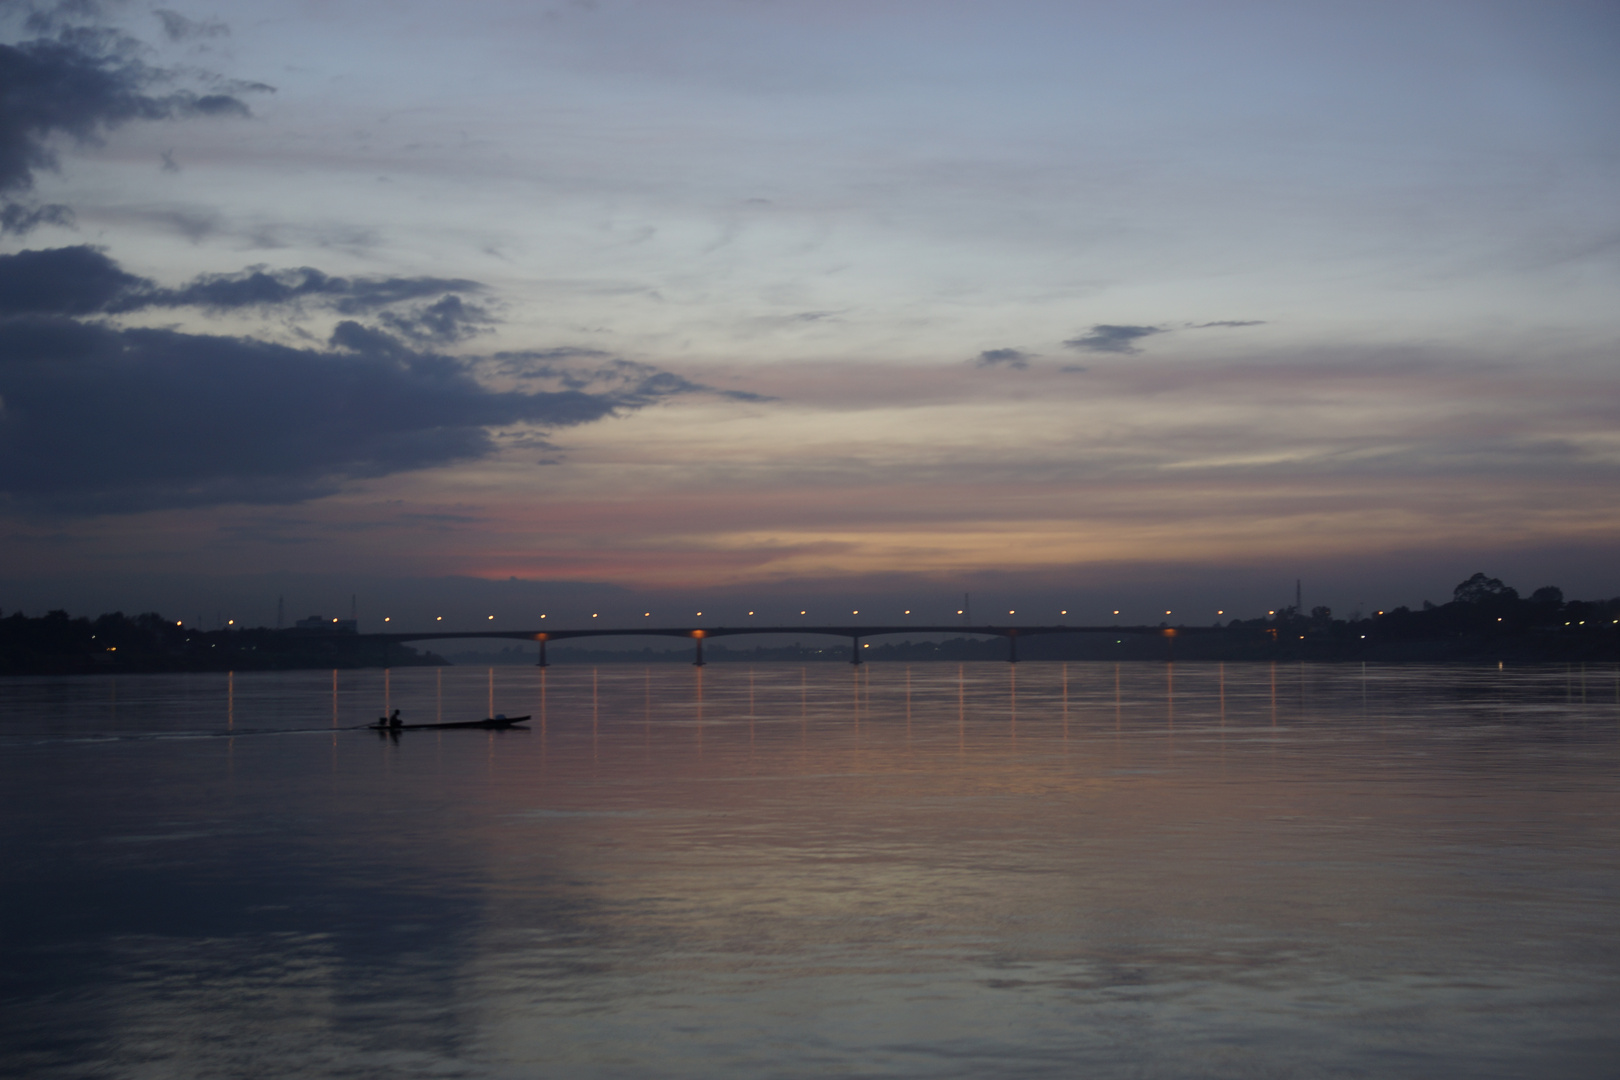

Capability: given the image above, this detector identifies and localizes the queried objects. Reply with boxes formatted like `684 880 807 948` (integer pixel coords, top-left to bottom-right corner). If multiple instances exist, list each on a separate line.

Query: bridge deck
366 623 1205 644
359 623 1206 665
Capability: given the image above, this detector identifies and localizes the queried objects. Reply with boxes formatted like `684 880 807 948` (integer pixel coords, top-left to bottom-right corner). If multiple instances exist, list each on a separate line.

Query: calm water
3 662 1618 1079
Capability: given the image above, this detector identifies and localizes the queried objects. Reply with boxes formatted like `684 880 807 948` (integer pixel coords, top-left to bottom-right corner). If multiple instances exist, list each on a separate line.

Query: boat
369 714 530 731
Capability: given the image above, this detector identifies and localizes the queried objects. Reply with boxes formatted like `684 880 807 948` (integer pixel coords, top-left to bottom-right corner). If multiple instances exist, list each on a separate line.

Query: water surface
3 662 1618 1078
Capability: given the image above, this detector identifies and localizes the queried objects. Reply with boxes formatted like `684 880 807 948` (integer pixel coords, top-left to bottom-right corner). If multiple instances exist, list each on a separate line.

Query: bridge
366 623 1211 665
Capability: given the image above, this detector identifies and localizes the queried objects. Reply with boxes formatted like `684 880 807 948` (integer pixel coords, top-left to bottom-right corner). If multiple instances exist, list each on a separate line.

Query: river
3 661 1618 1078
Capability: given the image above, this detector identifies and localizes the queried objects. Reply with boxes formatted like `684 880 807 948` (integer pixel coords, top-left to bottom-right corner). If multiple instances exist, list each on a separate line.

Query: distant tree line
0 609 444 676
1197 573 1618 662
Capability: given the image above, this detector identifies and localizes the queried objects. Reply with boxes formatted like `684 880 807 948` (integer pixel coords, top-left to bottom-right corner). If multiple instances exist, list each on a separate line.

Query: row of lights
377 608 1249 623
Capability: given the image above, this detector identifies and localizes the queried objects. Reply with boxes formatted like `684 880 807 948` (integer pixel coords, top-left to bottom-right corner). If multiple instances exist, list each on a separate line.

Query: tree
1453 573 1518 605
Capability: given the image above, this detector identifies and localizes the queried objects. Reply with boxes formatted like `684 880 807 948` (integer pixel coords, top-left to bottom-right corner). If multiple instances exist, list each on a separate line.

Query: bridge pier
851 635 862 665
693 634 705 667
1008 632 1018 664
536 638 548 667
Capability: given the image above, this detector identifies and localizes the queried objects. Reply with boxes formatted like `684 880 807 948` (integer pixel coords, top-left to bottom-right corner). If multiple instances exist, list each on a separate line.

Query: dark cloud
1193 320 1267 329
0 199 73 234
0 246 485 316
150 266 484 313
0 317 698 514
376 295 495 344
0 21 266 229
0 244 145 315
973 348 1031 369
0 246 762 513
1063 325 1164 354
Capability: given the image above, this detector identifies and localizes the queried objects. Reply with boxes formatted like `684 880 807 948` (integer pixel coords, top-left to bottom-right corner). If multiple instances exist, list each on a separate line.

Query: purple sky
2 0 1618 629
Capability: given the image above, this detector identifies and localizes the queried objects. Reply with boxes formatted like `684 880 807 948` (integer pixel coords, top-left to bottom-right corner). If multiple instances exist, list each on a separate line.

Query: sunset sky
2 0 1617 629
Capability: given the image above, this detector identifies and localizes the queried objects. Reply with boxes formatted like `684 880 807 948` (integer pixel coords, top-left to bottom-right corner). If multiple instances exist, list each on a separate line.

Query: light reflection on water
3 662 1619 1078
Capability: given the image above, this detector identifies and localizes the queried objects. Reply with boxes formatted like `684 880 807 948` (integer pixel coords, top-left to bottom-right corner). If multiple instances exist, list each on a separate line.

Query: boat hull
369 716 530 731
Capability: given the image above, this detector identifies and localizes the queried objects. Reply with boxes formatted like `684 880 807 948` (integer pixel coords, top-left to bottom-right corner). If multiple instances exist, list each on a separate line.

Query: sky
2 0 1618 631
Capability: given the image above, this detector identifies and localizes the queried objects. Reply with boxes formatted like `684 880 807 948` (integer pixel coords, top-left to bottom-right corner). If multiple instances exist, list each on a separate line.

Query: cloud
0 20 266 229
972 348 1031 369
1063 324 1164 354
377 295 496 345
493 349 771 403
1193 320 1267 329
153 10 229 42
0 245 146 315
0 247 755 513
151 265 484 313
0 200 73 234
0 246 485 317
0 317 715 513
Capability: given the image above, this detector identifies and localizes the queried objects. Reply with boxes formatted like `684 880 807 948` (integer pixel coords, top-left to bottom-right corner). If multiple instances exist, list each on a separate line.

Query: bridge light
748 611 755 616
383 617 390 622
644 612 651 617
592 613 598 618
1113 610 1120 615
228 619 235 625
487 615 494 620
437 616 443 621
696 611 702 616
1008 610 1015 615
1217 610 1224 615
1060 609 1068 615
541 614 546 619
957 610 964 615
853 610 859 615
904 609 911 615
176 620 183 626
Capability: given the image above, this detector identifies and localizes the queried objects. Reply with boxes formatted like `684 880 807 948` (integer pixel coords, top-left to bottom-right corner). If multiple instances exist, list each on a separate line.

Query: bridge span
367 623 1211 665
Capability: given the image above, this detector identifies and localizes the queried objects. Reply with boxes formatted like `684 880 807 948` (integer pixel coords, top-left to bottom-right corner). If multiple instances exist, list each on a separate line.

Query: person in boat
388 709 402 728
